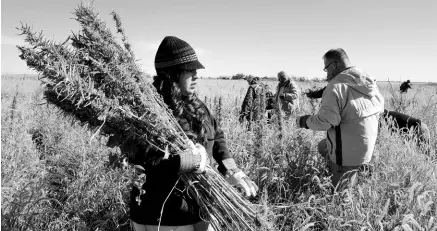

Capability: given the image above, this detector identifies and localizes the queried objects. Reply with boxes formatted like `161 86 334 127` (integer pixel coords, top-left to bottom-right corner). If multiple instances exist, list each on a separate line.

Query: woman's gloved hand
179 140 208 174
226 170 258 197
188 140 208 174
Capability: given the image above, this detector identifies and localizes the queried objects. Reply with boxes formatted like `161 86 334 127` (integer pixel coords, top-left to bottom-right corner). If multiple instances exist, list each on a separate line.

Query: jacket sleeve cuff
300 115 310 129
179 149 201 173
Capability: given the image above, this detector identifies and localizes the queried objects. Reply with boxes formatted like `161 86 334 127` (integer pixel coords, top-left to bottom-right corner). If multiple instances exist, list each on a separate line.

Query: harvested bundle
17 3 260 231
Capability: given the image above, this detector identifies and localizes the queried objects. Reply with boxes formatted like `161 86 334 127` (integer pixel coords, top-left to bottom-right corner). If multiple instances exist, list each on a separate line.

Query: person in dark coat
114 36 258 231
400 80 412 93
275 71 300 119
239 76 274 124
381 109 431 151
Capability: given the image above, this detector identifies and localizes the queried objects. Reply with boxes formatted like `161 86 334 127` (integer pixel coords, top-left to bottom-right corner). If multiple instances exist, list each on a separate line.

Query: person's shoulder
195 98 211 116
283 79 297 88
325 80 350 98
289 79 299 85
327 77 344 88
200 101 219 124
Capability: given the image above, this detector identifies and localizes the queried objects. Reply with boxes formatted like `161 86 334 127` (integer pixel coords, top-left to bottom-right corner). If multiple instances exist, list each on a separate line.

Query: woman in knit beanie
124 36 258 231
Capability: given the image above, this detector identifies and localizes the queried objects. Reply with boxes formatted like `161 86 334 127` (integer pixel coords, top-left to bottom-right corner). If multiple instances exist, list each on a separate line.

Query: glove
304 87 326 99
226 170 258 197
188 140 208 174
179 140 208 174
296 115 310 129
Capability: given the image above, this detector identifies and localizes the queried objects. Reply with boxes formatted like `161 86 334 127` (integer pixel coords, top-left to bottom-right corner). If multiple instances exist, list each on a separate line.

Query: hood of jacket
333 67 379 97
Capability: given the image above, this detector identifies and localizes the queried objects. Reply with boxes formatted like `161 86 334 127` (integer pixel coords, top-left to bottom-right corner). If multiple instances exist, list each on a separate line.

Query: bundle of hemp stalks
17 4 261 231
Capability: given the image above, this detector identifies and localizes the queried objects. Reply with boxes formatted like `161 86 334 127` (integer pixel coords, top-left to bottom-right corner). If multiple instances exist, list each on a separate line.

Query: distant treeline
1 74 39 80
1 73 323 82
211 73 325 82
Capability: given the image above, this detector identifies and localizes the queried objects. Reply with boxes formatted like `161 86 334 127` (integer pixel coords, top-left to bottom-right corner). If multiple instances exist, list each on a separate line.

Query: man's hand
304 86 326 99
226 171 258 197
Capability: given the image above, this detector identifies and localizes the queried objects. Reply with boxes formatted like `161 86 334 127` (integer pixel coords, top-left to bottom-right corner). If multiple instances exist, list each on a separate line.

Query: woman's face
177 70 198 96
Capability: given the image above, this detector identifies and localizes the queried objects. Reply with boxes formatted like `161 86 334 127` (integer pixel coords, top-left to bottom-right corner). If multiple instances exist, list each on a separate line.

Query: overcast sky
2 0 437 81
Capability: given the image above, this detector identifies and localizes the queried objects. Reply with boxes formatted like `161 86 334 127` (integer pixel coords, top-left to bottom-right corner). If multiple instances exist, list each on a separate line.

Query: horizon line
2 72 436 83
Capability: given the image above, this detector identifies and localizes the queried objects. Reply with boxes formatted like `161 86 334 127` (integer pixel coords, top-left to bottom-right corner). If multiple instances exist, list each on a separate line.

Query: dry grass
2 75 436 230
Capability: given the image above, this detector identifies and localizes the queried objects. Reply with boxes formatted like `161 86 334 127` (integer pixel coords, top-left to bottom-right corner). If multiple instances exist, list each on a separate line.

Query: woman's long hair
152 70 209 145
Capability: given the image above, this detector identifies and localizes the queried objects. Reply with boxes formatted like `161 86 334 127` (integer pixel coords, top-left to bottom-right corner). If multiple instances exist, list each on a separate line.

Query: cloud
1 35 25 46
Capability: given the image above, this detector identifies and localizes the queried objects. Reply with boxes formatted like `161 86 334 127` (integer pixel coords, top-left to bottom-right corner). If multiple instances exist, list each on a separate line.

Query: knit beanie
154 36 205 72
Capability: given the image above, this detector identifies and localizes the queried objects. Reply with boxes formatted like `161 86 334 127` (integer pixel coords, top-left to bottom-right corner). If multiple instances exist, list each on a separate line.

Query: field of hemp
1 74 437 230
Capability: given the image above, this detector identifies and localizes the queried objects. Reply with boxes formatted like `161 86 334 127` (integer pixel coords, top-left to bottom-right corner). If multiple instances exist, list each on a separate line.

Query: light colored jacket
306 67 384 166
275 79 300 114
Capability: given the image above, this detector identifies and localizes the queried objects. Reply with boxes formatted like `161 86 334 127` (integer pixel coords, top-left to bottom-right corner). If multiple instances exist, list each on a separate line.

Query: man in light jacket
296 48 384 190
304 88 431 154
275 71 300 119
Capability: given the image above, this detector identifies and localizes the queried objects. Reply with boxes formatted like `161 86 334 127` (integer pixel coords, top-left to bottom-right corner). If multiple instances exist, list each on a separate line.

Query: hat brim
156 60 205 72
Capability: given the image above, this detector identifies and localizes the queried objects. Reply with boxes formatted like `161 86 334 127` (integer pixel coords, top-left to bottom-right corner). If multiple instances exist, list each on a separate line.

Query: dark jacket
382 109 421 133
381 109 430 148
130 101 236 226
239 83 273 123
400 81 412 93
